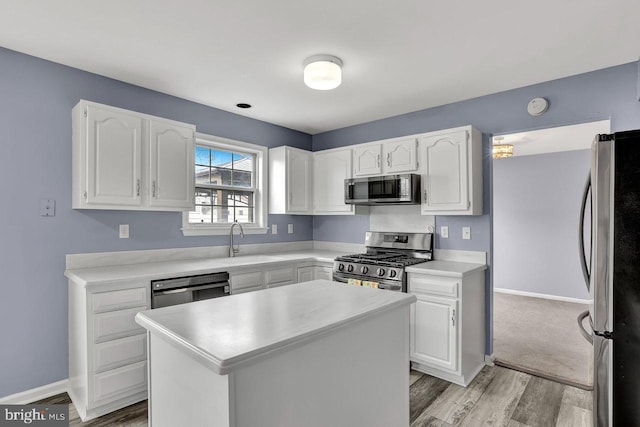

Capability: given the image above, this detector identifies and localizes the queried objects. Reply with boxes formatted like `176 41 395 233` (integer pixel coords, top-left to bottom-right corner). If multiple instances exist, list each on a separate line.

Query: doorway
491 120 608 389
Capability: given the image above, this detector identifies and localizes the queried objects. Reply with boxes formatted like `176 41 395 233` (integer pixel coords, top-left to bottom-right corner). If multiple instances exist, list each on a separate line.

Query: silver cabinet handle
423 190 427 203
377 154 380 167
387 153 391 167
152 180 157 197
451 309 456 326
136 179 140 196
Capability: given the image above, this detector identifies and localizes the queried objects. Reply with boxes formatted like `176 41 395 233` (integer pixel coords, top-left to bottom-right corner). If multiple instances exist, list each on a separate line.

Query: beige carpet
493 292 593 390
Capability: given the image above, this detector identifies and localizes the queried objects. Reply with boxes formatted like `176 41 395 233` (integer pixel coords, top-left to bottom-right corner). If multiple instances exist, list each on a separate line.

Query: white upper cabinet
353 137 418 177
72 100 195 211
353 145 382 176
313 148 354 214
148 120 195 208
269 146 312 214
419 126 483 215
83 105 143 207
384 138 418 174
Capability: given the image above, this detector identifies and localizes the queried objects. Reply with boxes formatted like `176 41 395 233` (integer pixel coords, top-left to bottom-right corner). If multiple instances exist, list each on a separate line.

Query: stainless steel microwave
344 174 421 205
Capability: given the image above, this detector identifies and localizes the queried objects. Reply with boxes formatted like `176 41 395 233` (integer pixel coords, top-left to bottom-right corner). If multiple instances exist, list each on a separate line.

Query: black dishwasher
151 272 230 308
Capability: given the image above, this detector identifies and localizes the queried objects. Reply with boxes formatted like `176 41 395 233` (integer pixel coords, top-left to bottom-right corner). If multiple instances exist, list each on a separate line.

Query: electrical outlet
462 227 471 240
119 224 129 239
271 224 278 234
288 224 294 234
440 226 449 239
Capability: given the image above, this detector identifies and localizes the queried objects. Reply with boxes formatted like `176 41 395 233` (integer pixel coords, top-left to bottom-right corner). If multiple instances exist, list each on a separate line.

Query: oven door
332 272 404 292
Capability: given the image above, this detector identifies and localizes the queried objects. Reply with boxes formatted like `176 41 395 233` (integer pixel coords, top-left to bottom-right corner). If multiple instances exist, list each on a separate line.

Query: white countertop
405 260 487 277
135 280 416 375
64 250 341 286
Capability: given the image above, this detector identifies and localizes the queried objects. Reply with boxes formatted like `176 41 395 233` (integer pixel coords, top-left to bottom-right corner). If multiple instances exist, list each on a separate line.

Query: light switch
462 227 471 240
440 226 449 239
288 224 294 234
271 224 278 234
40 199 55 216
119 224 129 239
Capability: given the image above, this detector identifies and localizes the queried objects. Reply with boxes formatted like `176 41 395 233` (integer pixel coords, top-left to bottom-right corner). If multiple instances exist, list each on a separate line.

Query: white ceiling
1 1 639 135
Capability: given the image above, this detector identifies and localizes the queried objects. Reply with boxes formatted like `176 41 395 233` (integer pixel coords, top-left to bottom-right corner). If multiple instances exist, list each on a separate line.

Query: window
182 134 268 236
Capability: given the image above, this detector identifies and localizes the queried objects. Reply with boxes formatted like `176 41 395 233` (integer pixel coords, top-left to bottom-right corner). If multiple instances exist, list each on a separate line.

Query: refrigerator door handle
578 173 591 291
577 309 593 344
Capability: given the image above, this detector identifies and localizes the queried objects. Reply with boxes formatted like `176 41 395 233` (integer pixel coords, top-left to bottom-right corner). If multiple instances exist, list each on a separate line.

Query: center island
135 279 416 427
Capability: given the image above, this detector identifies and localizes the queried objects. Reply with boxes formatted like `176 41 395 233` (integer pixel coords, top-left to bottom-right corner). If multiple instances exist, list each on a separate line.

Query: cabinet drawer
409 275 459 298
92 361 147 404
93 307 146 343
94 334 146 373
231 272 263 290
91 287 148 313
265 267 295 285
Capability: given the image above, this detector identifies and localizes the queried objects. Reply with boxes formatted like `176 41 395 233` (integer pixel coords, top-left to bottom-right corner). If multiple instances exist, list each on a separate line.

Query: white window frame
181 133 268 236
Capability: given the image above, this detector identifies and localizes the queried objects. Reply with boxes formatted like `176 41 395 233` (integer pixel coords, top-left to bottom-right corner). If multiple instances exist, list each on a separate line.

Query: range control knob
377 268 386 277
361 266 369 274
338 263 345 272
347 264 354 273
389 270 397 278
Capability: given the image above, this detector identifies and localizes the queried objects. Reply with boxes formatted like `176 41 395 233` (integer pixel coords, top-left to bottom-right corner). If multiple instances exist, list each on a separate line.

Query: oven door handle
153 281 230 295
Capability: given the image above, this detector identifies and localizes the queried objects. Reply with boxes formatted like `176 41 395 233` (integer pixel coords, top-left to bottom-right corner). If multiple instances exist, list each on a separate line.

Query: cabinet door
286 148 312 213
420 130 469 213
86 105 143 206
314 266 333 281
410 294 458 372
148 121 195 209
297 266 314 282
313 149 353 213
353 145 382 176
384 138 418 173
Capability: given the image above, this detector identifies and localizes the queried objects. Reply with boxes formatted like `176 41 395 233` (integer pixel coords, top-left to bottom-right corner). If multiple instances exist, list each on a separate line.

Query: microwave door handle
578 174 591 291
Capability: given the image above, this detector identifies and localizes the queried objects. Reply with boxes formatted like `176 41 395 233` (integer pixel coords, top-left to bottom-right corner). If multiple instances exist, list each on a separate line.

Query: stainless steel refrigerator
578 129 640 426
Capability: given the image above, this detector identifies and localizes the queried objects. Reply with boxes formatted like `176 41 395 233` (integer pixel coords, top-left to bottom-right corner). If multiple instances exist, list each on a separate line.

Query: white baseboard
494 287 591 305
484 353 495 366
0 380 68 405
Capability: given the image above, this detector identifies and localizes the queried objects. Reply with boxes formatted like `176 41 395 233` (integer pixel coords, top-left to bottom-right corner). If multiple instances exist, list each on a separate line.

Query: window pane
230 190 253 208
195 146 210 166
195 166 210 185
232 170 252 188
195 188 211 205
211 167 233 186
211 149 233 167
189 205 212 223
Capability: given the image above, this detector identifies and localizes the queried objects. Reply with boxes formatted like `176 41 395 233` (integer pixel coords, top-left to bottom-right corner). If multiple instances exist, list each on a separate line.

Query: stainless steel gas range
333 231 433 292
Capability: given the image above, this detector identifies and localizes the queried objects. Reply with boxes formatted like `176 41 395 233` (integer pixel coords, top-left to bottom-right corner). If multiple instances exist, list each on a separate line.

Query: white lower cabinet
68 280 150 421
297 264 333 282
230 265 297 294
408 270 485 387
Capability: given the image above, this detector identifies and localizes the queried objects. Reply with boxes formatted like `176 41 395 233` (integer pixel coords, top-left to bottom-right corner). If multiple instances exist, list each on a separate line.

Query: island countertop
135 280 416 375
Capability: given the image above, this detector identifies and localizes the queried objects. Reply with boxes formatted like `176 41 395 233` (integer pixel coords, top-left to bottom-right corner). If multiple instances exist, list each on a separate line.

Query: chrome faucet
228 220 245 257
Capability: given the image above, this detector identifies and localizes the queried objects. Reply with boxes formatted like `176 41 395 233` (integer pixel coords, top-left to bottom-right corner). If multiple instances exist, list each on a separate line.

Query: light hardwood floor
36 366 592 426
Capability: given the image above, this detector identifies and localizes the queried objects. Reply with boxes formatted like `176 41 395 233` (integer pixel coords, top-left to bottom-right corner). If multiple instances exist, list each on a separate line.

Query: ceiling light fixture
303 55 343 90
492 144 514 159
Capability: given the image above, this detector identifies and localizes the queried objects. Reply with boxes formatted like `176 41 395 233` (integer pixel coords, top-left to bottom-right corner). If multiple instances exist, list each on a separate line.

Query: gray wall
493 150 591 300
312 61 640 356
0 46 313 398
